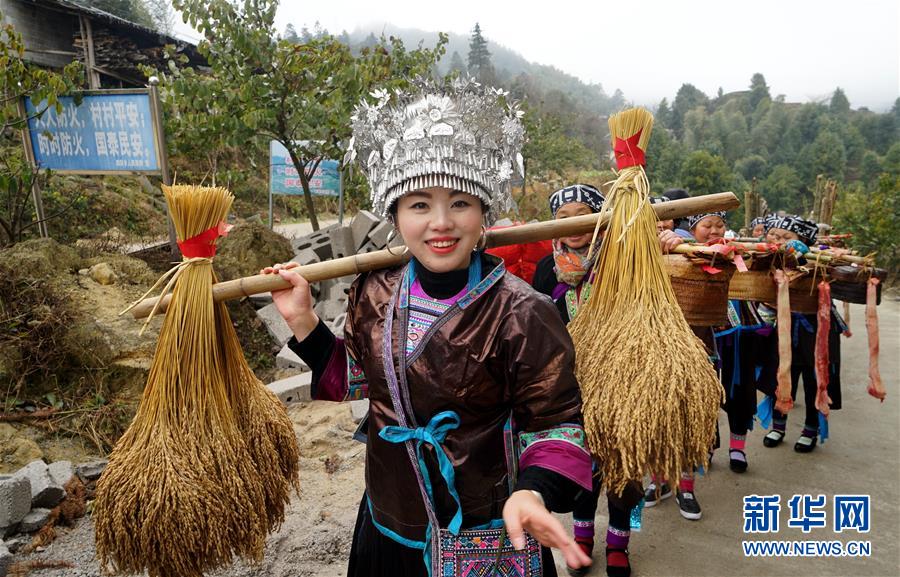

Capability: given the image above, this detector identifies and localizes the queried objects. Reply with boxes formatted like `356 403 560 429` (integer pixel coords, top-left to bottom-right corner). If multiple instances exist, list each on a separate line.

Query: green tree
829 87 851 115
858 150 882 185
467 23 493 83
146 0 175 35
1 13 83 246
734 154 768 181
447 50 467 78
169 0 445 230
671 83 709 139
748 72 770 111
883 142 900 176
834 175 900 278
284 23 299 43
521 107 596 187
807 129 847 182
762 164 805 213
655 98 672 129
645 125 686 192
679 150 732 195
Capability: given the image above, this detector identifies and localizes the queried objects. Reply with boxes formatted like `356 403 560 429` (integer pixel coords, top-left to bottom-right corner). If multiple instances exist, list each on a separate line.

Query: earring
476 225 488 251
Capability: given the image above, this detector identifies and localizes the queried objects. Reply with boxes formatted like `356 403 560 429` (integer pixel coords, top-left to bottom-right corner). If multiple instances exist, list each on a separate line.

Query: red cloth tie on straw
178 221 232 258
613 130 646 169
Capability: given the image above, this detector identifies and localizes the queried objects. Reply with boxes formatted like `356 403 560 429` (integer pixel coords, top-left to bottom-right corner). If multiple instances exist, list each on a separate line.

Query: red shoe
606 547 631 577
566 540 593 576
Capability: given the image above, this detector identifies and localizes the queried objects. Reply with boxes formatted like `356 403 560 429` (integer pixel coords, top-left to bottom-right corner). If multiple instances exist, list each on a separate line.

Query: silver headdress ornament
345 77 526 220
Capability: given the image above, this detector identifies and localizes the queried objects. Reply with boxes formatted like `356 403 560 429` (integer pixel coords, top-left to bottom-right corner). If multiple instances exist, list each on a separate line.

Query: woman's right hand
260 262 320 341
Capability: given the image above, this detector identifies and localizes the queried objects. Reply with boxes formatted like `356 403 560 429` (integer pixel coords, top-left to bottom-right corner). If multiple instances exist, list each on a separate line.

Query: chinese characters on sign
25 93 159 172
743 494 870 534
269 140 340 196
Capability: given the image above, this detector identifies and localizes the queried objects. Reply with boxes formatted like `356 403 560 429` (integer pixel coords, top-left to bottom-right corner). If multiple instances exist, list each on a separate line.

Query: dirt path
13 302 899 577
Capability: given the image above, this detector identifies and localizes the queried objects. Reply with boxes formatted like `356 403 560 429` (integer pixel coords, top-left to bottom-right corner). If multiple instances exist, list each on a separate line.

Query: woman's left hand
502 490 592 571
658 229 684 253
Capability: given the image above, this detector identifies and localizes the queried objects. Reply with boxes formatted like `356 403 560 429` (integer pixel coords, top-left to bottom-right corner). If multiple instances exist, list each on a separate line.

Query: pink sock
730 433 746 452
679 473 694 493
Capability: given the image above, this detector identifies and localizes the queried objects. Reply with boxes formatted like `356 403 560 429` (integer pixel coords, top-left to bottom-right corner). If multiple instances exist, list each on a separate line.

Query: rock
275 343 309 372
78 268 90 276
48 461 74 488
0 425 43 471
3 534 29 553
494 217 514 227
367 220 394 249
75 460 108 482
256 303 294 347
88 262 117 285
13 461 64 509
350 210 381 251
266 373 313 405
350 399 369 424
19 507 51 533
0 475 31 537
0 542 12 577
325 280 353 302
328 226 356 259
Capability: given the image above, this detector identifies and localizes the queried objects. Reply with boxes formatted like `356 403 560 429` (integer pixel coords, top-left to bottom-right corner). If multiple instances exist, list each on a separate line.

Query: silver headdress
346 78 526 220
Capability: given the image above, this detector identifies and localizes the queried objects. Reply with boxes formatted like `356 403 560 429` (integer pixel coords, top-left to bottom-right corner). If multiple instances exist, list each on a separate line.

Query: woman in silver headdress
264 79 592 576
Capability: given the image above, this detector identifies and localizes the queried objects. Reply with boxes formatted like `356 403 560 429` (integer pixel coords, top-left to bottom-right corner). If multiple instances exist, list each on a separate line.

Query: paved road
554 300 900 577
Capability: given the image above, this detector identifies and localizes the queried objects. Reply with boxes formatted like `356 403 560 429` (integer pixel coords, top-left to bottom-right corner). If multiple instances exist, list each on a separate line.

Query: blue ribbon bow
379 410 464 536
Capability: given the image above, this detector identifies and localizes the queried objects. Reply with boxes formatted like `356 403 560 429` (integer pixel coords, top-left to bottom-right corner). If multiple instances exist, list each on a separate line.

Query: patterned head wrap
687 211 727 230
346 77 525 221
765 214 818 245
549 184 605 216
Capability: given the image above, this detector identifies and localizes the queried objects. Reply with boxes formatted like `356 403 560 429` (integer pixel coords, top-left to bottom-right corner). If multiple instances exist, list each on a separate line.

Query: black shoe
605 547 631 577
794 434 818 453
643 481 672 507
763 429 785 448
729 449 748 473
676 490 702 520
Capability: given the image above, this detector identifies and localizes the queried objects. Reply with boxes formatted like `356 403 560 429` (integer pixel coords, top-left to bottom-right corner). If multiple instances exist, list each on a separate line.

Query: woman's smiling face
395 187 484 273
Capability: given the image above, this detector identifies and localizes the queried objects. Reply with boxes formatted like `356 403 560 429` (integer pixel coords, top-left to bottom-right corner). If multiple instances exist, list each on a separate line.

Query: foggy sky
269 0 899 111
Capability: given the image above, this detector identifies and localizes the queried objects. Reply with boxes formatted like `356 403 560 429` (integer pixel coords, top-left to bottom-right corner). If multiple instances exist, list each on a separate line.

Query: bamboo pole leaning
130 192 740 319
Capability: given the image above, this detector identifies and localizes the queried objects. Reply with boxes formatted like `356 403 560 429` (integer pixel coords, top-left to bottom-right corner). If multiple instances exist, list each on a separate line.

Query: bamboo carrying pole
131 192 740 319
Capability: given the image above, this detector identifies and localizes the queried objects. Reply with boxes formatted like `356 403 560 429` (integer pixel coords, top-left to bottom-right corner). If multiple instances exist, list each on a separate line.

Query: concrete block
276 343 309 371
75 460 108 482
388 232 406 249
358 241 379 255
367 220 393 249
350 210 381 250
1 542 12 577
13 461 64 509
314 299 347 323
257 303 294 347
248 293 273 308
48 461 74 488
350 399 370 424
326 280 353 302
328 313 347 335
19 508 51 533
328 226 356 259
266 373 313 405
0 475 31 535
292 248 320 266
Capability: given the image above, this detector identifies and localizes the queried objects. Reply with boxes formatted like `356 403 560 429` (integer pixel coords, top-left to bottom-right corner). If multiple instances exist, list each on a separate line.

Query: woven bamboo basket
727 269 818 313
830 265 887 305
663 254 736 326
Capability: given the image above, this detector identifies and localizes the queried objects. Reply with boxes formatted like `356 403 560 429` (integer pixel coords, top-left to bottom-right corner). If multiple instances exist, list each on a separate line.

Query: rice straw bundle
568 108 723 494
215 296 300 530
94 185 271 577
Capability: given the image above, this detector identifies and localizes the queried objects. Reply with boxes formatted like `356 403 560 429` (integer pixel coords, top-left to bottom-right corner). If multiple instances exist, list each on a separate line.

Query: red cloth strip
613 130 646 169
178 221 230 258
